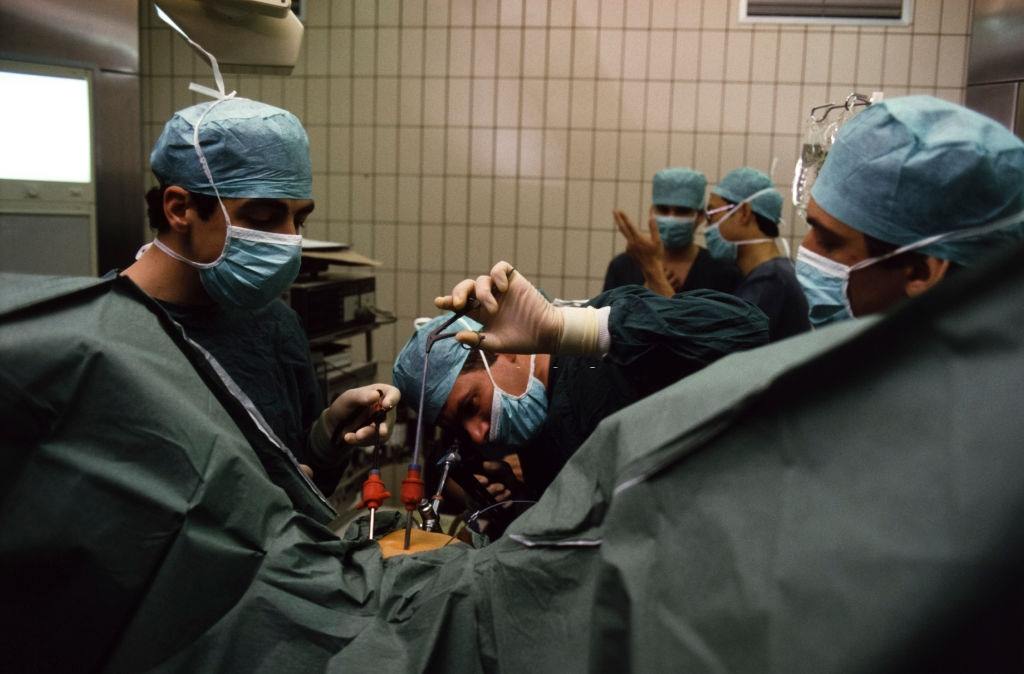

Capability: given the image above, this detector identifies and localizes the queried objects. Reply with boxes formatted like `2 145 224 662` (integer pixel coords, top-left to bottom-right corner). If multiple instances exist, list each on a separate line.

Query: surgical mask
149 78 303 310
794 246 857 326
796 207 1024 327
703 187 778 262
480 353 547 446
656 215 696 250
152 227 302 310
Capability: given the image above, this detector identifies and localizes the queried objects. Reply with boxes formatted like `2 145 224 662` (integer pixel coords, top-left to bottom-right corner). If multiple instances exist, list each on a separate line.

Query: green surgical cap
713 167 783 223
812 96 1024 266
393 313 484 426
652 168 706 210
150 98 313 199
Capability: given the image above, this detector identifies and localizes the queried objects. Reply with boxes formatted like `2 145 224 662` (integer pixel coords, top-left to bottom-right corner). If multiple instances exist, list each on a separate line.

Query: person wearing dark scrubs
393 261 768 496
123 98 398 495
156 297 321 464
702 168 810 342
603 167 739 294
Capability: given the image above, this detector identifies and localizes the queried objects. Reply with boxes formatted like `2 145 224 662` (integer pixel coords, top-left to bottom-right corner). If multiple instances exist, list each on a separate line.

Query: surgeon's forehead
225 197 315 216
707 193 729 208
804 198 875 258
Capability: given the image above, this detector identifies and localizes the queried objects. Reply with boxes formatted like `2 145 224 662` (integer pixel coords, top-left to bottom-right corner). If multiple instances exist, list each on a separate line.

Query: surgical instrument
404 299 480 549
356 390 390 540
431 443 461 516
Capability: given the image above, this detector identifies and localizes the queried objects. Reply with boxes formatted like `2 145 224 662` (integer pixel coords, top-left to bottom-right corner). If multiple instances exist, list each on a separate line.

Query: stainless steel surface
1017 85 1024 135
968 0 1024 85
0 0 138 74
965 82 1020 130
0 212 95 276
93 70 144 272
0 1 144 275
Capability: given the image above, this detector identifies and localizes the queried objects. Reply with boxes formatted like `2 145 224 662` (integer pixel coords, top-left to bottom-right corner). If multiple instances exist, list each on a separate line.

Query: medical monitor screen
0 69 92 183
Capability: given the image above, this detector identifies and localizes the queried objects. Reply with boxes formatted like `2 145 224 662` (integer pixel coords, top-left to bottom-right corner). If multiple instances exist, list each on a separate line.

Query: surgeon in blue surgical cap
797 96 1024 327
394 259 770 498
604 167 740 295
123 97 399 495
703 167 810 341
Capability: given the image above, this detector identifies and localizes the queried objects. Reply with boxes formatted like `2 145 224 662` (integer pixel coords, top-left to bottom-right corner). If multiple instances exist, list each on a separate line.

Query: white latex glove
434 261 561 353
434 261 602 355
324 383 401 445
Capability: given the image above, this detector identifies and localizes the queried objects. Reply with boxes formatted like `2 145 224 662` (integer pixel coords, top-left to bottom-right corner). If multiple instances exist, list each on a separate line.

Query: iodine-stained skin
3 241 1024 673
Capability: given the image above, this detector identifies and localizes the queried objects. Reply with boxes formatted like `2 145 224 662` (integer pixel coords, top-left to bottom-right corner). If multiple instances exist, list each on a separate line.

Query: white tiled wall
139 0 972 367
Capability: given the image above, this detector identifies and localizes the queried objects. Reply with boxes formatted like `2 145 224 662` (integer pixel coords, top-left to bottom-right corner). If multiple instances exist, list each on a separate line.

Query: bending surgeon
123 97 398 494
604 167 740 295
703 167 810 341
796 96 1024 326
394 262 769 495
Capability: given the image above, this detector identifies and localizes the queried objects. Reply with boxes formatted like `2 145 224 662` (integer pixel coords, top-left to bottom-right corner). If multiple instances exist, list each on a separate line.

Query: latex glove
434 260 564 353
324 383 401 445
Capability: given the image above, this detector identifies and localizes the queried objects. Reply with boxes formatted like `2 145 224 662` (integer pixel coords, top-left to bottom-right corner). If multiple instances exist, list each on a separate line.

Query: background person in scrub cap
604 167 740 296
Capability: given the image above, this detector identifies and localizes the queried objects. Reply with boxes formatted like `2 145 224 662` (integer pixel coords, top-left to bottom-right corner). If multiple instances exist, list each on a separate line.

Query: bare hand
325 383 401 446
664 265 685 292
472 460 522 503
613 207 663 269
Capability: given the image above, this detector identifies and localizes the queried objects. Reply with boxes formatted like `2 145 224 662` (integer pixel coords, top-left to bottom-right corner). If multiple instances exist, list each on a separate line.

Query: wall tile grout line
439 0 453 290
583 0 603 288
487 2 502 269
461 0 478 282
414 0 427 326
558 1 580 298
512 0 526 276
609 0 629 278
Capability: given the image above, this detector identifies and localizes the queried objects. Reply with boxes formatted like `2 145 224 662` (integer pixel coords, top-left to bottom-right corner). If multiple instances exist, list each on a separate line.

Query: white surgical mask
704 187 781 261
796 207 1024 327
480 353 548 446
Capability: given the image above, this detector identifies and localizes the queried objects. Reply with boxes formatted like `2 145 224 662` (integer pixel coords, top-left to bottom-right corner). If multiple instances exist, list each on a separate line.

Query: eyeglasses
701 203 734 222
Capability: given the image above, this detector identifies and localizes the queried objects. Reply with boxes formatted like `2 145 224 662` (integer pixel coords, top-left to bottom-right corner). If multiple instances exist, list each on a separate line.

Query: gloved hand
434 260 565 353
324 383 401 445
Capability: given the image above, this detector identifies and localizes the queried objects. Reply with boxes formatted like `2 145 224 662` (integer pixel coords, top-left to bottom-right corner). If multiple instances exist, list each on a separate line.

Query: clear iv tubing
443 500 540 547
412 351 431 468
467 500 539 524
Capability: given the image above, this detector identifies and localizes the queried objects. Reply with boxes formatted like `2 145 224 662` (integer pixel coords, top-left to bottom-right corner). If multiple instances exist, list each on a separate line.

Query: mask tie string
154 5 242 264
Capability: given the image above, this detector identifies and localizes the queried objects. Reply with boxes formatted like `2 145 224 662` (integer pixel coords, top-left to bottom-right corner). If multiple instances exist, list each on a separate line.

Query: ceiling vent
740 0 911 24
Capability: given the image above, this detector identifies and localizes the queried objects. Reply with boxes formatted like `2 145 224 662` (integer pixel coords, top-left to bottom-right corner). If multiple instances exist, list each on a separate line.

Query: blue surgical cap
713 167 783 224
150 98 313 199
652 168 706 210
812 96 1024 266
393 313 484 426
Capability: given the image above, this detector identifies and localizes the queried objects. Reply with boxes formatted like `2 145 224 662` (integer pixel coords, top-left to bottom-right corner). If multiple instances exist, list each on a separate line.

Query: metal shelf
309 316 396 402
307 316 396 348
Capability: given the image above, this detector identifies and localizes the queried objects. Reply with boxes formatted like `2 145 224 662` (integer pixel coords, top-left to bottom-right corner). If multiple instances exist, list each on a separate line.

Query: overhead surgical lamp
153 0 304 75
